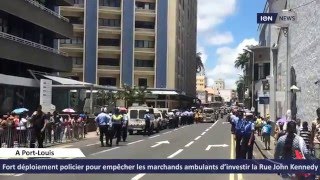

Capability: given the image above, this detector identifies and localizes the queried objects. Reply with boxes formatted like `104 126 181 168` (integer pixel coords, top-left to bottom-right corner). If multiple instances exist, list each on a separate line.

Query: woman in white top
16 113 28 146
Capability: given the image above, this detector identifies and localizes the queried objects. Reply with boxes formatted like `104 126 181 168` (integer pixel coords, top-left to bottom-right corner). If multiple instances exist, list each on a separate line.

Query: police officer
233 111 244 159
241 112 255 159
144 109 152 136
121 109 128 142
111 108 123 146
95 108 112 147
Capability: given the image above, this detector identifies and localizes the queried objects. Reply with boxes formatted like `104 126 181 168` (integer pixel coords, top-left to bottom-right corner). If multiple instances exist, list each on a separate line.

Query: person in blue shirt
241 112 255 159
262 120 272 150
144 109 152 136
95 107 112 147
233 111 245 159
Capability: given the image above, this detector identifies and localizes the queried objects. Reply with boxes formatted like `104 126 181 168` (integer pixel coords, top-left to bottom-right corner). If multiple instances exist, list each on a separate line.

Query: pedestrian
46 112 53 143
299 121 311 150
95 107 112 147
233 111 244 159
121 109 128 142
255 115 263 137
52 111 62 143
16 113 28 146
241 112 255 159
143 109 152 136
262 121 272 150
274 121 313 179
29 105 48 148
311 108 320 159
111 108 123 146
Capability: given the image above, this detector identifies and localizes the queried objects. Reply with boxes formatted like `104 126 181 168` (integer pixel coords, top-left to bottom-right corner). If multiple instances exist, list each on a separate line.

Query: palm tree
234 45 253 70
236 75 245 103
117 84 151 107
196 52 204 73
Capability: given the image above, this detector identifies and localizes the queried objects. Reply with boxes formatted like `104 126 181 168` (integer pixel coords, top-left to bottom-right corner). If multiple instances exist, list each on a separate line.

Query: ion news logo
257 10 296 25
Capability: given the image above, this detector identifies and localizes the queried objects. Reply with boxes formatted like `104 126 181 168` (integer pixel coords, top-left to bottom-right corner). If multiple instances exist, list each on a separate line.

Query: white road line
205 129 210 132
167 149 183 159
57 144 73 148
151 144 161 148
127 140 144 145
185 141 194 147
131 173 146 180
194 136 201 141
14 174 24 177
173 129 178 131
201 132 206 136
90 147 120 156
86 142 100 147
162 131 172 135
149 135 160 139
180 126 186 129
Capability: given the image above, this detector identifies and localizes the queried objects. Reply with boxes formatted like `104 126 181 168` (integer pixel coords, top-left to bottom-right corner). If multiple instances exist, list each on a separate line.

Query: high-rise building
59 0 197 99
214 79 225 90
0 0 73 114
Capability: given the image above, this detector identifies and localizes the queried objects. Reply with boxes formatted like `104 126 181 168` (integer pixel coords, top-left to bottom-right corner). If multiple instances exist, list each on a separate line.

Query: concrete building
214 79 225 90
261 0 320 122
196 66 207 104
219 89 233 104
0 0 73 114
59 0 198 108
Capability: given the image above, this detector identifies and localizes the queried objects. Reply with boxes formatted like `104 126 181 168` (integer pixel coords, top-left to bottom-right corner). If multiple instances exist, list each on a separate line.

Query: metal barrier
0 122 86 148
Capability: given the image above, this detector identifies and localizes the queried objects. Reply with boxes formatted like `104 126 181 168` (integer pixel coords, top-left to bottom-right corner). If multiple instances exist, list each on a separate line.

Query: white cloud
207 38 258 89
197 46 208 64
207 32 234 45
197 0 237 32
207 78 214 87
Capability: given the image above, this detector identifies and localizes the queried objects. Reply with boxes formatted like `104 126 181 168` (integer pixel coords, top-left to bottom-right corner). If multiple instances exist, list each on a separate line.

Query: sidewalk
254 133 275 159
43 131 97 148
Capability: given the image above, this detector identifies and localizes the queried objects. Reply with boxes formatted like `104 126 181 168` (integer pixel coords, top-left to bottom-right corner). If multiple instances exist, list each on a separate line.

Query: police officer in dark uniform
233 111 245 159
144 109 152 136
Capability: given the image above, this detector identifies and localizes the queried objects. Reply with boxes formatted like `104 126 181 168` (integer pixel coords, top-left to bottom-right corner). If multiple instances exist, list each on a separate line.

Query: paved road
0 119 281 180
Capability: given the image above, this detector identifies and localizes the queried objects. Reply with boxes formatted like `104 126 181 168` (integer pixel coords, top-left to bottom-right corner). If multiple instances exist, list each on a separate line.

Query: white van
127 105 159 135
202 107 215 123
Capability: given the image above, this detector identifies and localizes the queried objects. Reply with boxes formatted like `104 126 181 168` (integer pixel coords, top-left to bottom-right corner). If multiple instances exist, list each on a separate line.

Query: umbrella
62 108 76 113
277 117 288 124
12 108 29 114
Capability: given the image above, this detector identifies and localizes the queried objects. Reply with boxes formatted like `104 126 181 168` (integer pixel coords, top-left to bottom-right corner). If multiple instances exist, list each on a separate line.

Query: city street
0 119 281 180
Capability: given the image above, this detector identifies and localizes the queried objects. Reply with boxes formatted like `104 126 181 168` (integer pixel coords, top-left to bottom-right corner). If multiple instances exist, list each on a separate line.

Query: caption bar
0 159 319 174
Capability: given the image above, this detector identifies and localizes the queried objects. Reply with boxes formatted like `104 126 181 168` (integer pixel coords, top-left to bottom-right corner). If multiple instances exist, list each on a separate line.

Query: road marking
205 144 229 150
86 142 100 147
205 129 210 132
201 132 206 136
238 174 243 180
173 129 178 131
149 135 160 139
90 147 120 156
162 131 172 135
167 149 183 159
185 141 194 147
131 173 146 180
194 136 201 141
127 140 144 145
14 174 24 177
151 141 170 148
180 126 186 129
57 144 73 148
230 135 235 180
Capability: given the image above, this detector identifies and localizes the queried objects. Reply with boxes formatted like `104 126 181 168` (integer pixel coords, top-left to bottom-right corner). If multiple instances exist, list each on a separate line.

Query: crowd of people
0 105 88 148
229 107 320 179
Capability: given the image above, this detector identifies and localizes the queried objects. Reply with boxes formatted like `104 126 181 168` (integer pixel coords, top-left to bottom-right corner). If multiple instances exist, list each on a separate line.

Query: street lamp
244 48 254 111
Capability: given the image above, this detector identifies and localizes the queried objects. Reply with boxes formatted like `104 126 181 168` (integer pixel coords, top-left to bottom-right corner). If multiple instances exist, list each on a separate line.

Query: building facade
59 0 197 99
214 79 225 90
0 0 73 114
262 0 320 122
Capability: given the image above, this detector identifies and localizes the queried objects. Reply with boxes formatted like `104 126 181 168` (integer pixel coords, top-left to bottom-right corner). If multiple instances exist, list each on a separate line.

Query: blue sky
197 0 266 89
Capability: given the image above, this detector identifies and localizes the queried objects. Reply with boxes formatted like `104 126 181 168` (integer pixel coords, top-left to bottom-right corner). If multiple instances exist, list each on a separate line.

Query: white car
127 105 160 135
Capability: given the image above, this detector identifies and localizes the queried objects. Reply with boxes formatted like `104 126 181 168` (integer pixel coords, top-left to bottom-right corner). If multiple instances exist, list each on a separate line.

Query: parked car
127 105 161 135
154 108 166 130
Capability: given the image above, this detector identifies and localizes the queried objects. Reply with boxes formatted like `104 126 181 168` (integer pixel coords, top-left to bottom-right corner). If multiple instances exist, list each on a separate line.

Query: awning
43 75 91 85
151 90 179 95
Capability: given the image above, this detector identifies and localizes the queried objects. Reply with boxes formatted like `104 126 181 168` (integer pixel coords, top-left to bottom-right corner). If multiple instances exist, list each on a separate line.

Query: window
74 0 84 4
0 17 8 33
135 2 155 10
100 0 121 7
68 17 83 24
60 37 83 44
258 64 265 80
134 59 154 67
99 77 117 86
99 19 121 27
135 21 155 29
98 58 120 66
130 110 138 119
135 40 154 48
138 78 148 87
98 39 120 46
72 57 83 65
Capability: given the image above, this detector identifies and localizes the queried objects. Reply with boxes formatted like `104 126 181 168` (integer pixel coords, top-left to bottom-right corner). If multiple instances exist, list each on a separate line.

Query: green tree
96 90 116 106
117 84 151 107
234 46 252 70
236 75 245 103
196 52 204 73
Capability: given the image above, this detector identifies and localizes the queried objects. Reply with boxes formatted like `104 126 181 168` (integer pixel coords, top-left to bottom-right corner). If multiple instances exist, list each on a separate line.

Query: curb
255 141 268 159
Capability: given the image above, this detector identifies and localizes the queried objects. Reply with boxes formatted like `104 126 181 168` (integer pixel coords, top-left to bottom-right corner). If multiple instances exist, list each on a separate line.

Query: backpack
262 125 268 134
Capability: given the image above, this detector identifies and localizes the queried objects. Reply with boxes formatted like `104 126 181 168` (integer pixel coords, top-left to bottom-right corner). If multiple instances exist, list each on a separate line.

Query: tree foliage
117 84 151 107
196 52 204 73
